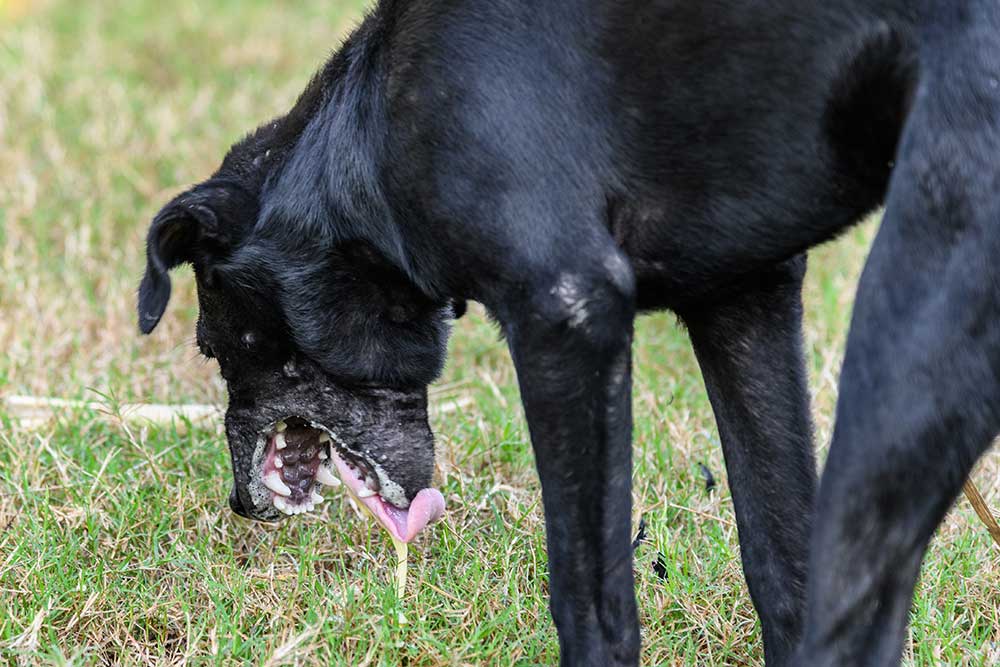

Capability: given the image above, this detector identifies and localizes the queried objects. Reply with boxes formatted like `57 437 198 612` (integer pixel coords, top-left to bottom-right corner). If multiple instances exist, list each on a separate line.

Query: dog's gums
255 417 445 542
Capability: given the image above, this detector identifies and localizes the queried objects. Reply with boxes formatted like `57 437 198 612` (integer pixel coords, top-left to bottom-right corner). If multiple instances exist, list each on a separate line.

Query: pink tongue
381 489 446 542
330 452 445 543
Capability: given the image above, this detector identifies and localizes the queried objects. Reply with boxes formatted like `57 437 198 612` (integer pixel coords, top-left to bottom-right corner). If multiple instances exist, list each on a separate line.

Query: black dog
137 1 1000 664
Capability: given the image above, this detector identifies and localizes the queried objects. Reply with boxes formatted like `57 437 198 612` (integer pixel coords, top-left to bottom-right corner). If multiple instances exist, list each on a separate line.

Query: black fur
138 1 1000 665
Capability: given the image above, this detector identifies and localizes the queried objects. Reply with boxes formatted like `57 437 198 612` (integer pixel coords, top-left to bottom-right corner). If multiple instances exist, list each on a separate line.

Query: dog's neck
254 8 410 279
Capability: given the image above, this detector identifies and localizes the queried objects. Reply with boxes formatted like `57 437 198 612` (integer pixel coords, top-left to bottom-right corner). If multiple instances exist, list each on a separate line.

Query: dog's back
379 0 921 304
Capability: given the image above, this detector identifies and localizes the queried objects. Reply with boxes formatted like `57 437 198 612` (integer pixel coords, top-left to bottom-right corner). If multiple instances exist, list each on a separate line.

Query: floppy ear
137 190 224 334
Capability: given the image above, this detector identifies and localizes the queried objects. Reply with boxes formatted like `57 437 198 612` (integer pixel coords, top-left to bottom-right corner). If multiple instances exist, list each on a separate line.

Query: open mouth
254 417 444 543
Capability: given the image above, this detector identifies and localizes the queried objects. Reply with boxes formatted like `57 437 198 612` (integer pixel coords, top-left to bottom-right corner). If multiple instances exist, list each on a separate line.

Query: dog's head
137 151 449 541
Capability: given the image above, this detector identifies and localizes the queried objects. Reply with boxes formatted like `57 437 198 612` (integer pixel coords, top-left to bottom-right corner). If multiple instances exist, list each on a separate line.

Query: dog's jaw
246 416 445 541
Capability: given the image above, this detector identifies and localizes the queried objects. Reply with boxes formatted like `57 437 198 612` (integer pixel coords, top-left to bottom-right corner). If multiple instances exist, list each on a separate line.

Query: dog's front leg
499 255 640 667
682 255 815 666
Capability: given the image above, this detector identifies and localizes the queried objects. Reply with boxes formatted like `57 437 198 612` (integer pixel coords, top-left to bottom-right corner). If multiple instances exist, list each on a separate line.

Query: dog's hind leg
797 12 1000 663
682 255 816 667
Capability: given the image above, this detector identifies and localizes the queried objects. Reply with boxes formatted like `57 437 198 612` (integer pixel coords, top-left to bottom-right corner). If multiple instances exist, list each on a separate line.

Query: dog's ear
137 188 232 334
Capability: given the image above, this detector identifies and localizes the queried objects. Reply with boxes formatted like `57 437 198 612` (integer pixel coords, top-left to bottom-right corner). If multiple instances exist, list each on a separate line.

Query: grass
1 1 999 665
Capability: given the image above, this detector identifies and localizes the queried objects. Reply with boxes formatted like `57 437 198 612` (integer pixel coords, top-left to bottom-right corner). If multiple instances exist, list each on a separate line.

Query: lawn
1 1 999 665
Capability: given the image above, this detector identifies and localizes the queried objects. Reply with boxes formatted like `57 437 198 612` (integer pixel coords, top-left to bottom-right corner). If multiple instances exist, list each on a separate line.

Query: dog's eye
198 340 215 359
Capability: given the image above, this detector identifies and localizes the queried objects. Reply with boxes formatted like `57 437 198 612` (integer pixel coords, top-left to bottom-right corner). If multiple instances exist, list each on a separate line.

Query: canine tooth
275 432 287 450
318 432 330 443
356 487 377 499
316 466 340 487
274 458 283 469
318 450 328 460
311 491 324 504
274 496 292 514
276 421 287 432
263 471 292 497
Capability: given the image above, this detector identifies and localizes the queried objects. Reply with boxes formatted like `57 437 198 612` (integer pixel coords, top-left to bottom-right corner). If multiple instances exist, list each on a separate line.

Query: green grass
2 1 999 665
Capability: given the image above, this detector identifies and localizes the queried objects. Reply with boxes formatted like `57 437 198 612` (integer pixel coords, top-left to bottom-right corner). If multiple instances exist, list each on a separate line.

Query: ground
1 1 999 665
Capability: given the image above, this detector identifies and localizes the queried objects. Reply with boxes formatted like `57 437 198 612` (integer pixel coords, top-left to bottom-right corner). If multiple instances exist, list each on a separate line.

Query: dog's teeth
274 457 283 469
318 450 328 460
316 465 340 487
356 487 377 499
311 491 324 504
263 471 292 497
275 432 287 450
274 496 292 515
276 421 287 432
318 432 330 443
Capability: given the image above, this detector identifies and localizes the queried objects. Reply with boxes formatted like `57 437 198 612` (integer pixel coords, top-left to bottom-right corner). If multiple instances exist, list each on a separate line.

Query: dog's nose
228 486 252 518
